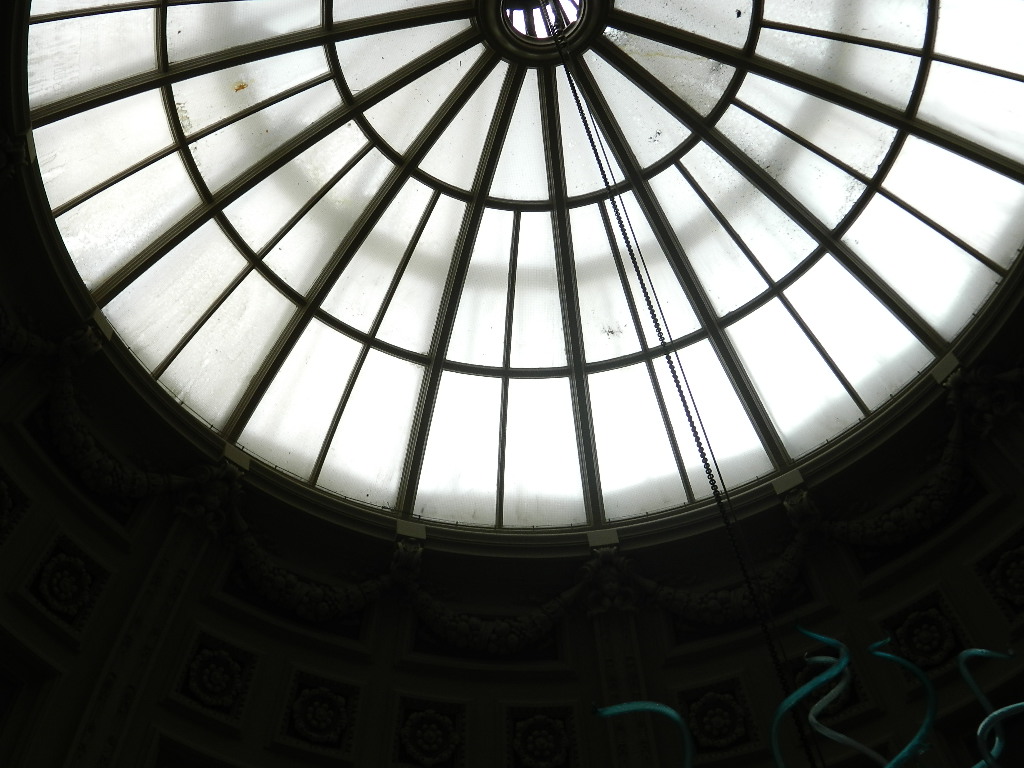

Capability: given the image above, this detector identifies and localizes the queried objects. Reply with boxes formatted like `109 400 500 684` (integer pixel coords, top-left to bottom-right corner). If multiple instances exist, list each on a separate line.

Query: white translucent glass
571 204 642 362
653 343 773 495
337 20 470 93
334 0 464 23
785 255 933 408
421 63 508 191
318 351 424 509
365 46 483 154
918 63 1024 166
583 52 691 169
604 28 734 116
160 273 295 429
935 0 1024 76
416 372 502 524
736 74 898 176
28 11 156 108
589 364 686 520
510 212 566 368
238 320 362 479
503 378 586 526
681 143 814 280
616 193 701 344
189 81 342 192
756 29 919 110
556 67 624 198
716 106 866 230
31 0 141 14
224 121 366 252
843 195 1001 340
322 180 435 329
489 70 549 201
884 137 1024 269
265 150 394 294
167 1 320 63
377 195 466 353
727 300 863 457
763 0 927 48
171 48 330 136
58 153 200 289
648 167 768 315
616 0 753 48
35 90 172 210
447 208 513 366
104 222 247 370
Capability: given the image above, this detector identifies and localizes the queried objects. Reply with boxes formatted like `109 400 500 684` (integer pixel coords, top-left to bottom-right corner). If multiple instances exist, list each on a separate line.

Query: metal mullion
735 99 1007 277
30 3 477 127
495 210 521 529
219 50 501 443
568 56 791 471
309 190 441 486
604 9 1024 186
29 2 158 24
593 37 949 357
598 201 694 504
397 64 526 519
538 65 603 525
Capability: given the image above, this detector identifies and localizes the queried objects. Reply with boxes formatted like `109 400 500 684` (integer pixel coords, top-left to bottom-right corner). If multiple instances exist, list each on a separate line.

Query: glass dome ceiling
26 0 1024 529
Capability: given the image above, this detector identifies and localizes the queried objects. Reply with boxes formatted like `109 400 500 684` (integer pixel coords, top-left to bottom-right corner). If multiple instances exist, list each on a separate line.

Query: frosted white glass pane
334 0 464 23
935 0 1024 76
318 351 424 508
737 75 898 176
503 378 586 526
884 137 1024 269
58 153 200 289
489 71 549 201
616 0 752 48
416 372 501 524
160 273 295 429
785 256 933 408
583 52 691 169
224 122 366 251
557 67 624 198
843 195 1000 340
337 20 470 93
510 212 566 367
763 0 927 48
35 90 172 210
447 208 513 366
167 0 320 63
28 11 156 108
604 28 734 116
727 300 862 456
616 193 701 344
104 222 247 370
265 150 394 293
171 48 329 135
239 320 362 479
654 343 773 495
190 81 342 192
322 180 435 329
421 63 507 191
377 196 466 353
589 364 686 520
682 143 814 280
716 106 866 229
649 168 768 315
918 63 1024 166
32 0 141 14
756 29 919 109
571 205 641 361
366 46 483 154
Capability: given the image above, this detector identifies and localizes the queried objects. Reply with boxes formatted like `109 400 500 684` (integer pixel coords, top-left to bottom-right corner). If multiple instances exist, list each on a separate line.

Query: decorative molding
678 681 756 754
279 671 359 756
397 698 465 768
880 594 966 672
0 467 27 546
177 633 256 723
27 535 108 632
976 528 1024 622
507 708 577 768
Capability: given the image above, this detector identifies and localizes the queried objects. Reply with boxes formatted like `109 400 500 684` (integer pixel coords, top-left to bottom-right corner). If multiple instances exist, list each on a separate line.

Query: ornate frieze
177 633 255 722
678 682 756 754
280 672 359 755
881 594 966 672
28 536 108 631
397 699 465 767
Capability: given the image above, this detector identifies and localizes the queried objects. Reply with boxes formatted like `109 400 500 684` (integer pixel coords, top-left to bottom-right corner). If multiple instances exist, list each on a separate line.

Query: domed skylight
26 0 1024 528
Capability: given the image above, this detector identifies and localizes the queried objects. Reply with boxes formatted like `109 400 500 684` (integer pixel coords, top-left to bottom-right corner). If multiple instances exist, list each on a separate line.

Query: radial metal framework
25 0 1024 529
